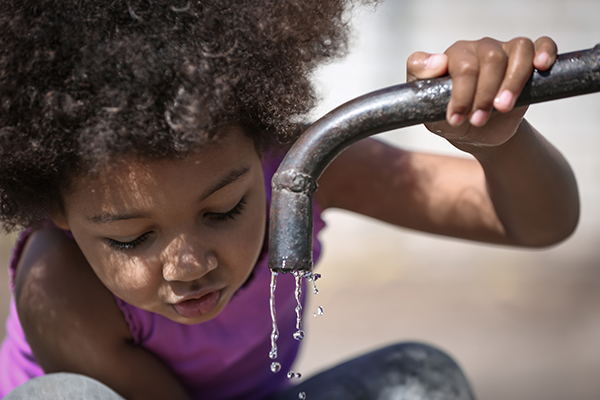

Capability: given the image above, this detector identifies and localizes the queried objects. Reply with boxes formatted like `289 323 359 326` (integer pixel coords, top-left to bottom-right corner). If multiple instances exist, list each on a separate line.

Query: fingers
443 36 555 127
406 51 448 82
533 36 558 71
446 38 509 126
492 38 535 114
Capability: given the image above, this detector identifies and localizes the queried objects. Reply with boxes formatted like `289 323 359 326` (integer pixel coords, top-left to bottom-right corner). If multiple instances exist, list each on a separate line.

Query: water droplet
295 372 302 379
269 272 279 367
317 306 324 315
298 392 306 399
293 271 304 334
293 330 305 341
270 362 281 373
287 371 294 379
307 272 321 294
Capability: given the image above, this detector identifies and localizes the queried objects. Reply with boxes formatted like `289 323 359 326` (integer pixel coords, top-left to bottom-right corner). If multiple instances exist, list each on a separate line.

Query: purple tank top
0 151 326 399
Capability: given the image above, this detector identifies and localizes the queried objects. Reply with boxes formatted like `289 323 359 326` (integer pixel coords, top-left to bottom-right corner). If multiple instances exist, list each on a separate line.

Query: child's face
54 126 266 324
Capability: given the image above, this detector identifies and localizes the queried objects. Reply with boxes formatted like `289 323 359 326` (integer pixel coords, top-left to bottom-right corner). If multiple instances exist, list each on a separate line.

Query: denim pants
5 342 475 400
269 342 475 400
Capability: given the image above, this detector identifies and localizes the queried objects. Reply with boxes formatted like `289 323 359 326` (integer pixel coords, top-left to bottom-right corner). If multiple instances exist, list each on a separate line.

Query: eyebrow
200 165 251 202
87 165 252 224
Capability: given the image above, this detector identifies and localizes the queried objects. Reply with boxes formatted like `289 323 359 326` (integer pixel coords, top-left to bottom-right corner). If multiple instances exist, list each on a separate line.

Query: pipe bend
269 45 600 273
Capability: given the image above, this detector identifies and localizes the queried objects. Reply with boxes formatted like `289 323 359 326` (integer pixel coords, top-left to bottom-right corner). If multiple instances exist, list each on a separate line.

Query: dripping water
308 272 321 295
292 271 305 341
269 271 279 373
270 362 281 373
269 268 323 398
287 371 302 379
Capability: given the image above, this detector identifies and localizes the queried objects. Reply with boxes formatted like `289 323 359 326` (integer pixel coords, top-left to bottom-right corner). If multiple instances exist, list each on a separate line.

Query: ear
51 211 70 231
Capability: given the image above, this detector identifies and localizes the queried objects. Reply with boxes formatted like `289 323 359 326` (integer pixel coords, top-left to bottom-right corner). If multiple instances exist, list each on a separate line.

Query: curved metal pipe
269 44 600 273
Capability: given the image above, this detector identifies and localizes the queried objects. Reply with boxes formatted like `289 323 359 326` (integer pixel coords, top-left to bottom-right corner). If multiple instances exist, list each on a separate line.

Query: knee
383 341 464 370
372 342 475 400
5 373 126 400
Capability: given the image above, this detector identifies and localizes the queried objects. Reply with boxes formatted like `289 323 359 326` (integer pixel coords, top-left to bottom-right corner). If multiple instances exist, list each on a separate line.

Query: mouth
172 290 221 319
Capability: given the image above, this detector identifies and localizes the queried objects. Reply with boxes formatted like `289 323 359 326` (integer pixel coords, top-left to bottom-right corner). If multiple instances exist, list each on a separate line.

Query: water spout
268 45 600 273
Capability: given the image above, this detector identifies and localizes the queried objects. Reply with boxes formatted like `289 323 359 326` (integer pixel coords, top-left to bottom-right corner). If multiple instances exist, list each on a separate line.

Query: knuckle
512 36 534 52
477 37 496 46
455 60 479 77
481 48 507 65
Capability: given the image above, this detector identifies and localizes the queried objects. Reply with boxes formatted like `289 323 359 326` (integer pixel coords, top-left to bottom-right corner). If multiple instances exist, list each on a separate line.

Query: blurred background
293 1 600 400
1 1 599 399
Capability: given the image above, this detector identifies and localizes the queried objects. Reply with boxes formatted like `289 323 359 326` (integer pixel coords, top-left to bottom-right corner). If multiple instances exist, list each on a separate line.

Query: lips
173 290 220 319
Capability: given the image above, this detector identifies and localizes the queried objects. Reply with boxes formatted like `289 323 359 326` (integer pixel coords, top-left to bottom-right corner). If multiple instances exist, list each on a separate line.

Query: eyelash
206 197 247 222
107 232 151 251
106 198 247 251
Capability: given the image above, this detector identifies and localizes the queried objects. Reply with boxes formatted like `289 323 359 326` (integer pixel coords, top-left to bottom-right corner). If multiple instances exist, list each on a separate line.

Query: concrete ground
1 1 600 399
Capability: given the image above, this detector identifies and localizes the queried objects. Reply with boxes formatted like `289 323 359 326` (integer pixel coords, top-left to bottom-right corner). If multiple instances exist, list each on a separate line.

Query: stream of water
268 270 323 399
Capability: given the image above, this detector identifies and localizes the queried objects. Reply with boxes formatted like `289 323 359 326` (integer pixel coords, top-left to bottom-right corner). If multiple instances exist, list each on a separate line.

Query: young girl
0 0 579 399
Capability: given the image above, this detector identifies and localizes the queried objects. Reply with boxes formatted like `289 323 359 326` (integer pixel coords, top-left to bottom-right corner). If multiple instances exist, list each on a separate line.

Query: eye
107 232 151 251
206 197 247 222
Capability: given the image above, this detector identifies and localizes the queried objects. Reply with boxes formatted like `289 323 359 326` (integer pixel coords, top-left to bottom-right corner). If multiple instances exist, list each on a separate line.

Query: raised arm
316 37 579 247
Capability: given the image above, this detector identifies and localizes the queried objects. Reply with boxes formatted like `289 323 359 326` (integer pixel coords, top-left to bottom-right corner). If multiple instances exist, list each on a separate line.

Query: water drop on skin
270 362 281 373
298 392 306 399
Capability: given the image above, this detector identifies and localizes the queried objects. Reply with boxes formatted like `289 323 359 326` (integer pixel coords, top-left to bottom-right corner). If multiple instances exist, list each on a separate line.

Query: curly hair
0 0 376 231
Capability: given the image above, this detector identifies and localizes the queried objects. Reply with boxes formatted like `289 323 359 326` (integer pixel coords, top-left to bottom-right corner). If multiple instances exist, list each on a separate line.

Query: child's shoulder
13 226 133 368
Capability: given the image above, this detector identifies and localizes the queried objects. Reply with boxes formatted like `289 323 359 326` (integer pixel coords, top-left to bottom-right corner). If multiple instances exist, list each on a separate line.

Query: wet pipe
269 44 600 273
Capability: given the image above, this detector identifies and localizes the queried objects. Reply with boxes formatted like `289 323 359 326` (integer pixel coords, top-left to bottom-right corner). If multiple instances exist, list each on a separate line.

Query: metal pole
269 45 600 273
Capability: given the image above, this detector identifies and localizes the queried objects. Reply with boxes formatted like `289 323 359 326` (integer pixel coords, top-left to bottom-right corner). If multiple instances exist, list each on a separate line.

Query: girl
0 0 578 399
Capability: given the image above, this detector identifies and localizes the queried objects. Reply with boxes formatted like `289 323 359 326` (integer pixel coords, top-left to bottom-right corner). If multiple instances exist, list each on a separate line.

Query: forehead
64 126 260 214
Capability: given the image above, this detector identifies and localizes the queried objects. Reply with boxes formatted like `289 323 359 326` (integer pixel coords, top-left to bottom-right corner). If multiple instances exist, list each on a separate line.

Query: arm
316 37 579 247
14 227 191 400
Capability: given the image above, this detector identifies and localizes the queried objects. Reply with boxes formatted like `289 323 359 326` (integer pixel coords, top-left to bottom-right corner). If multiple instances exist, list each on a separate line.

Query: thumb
406 52 448 82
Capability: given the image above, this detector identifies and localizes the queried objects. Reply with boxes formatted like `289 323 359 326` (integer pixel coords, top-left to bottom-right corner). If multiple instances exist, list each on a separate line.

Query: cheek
89 252 160 298
225 196 267 275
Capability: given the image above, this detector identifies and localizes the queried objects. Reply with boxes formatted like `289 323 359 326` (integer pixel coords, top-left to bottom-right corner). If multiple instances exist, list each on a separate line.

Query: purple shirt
0 152 326 399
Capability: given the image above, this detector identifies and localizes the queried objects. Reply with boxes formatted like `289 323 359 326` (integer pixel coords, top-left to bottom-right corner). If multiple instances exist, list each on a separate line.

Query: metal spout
268 45 600 273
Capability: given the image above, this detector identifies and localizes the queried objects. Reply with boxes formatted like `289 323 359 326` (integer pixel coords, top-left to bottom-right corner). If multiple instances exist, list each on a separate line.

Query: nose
162 235 217 282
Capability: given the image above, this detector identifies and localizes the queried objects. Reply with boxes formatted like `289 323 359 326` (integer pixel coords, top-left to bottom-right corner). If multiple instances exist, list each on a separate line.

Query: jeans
269 342 475 400
5 342 474 400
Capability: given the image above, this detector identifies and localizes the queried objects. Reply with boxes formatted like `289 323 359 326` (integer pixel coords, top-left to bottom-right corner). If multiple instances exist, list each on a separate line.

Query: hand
406 37 557 149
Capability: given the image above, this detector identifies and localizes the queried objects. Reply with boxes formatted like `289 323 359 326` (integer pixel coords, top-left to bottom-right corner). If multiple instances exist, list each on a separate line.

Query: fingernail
494 90 514 110
427 54 444 70
449 113 465 127
470 109 488 126
535 51 549 66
